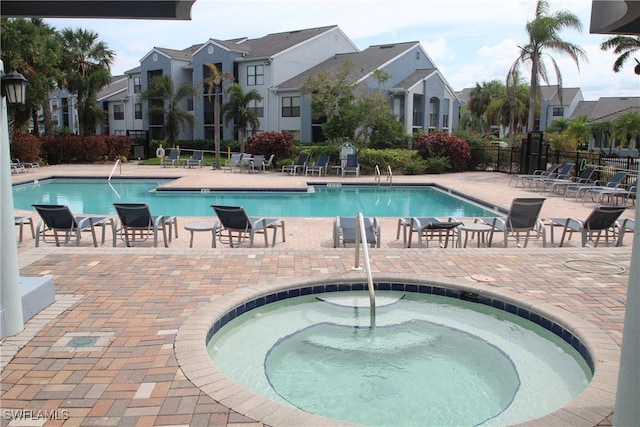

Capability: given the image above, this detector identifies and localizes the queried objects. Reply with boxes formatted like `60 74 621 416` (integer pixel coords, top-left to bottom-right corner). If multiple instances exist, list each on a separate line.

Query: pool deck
3 162 635 426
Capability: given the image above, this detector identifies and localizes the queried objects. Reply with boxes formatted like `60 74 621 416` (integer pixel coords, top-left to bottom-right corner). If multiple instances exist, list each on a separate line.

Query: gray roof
277 42 420 90
97 76 127 101
539 85 581 105
392 69 437 91
582 97 640 122
456 87 473 103
570 100 597 119
162 26 341 60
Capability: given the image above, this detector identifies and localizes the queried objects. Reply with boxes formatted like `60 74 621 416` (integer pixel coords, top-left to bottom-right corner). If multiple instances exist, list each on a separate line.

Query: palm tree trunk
527 54 538 132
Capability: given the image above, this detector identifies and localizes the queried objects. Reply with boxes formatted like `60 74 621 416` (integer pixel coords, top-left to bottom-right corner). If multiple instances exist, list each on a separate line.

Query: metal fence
470 146 639 183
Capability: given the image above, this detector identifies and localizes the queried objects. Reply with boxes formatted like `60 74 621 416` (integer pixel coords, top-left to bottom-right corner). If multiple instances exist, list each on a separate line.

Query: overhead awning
590 0 640 35
0 0 196 20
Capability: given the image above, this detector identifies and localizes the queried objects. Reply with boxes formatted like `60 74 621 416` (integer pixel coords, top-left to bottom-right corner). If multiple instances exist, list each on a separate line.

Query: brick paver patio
2 162 634 426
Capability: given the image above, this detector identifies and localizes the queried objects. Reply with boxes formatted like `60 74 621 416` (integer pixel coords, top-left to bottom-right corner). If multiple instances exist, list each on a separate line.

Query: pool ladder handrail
108 158 121 181
374 165 392 186
353 212 376 316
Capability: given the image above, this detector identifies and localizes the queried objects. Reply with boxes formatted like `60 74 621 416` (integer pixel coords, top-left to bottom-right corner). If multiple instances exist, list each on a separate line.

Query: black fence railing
470 147 639 182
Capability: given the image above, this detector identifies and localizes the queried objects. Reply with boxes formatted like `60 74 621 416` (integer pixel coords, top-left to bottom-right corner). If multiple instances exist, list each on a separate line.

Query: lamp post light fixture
1 69 28 106
1 62 27 337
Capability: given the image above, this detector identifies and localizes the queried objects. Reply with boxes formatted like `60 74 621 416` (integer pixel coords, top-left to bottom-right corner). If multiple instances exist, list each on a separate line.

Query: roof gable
277 41 420 89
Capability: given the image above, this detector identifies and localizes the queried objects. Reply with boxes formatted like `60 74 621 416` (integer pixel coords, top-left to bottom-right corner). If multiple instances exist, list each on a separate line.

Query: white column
613 162 640 425
0 59 24 336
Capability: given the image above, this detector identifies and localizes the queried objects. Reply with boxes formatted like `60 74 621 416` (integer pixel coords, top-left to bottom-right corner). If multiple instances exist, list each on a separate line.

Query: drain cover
68 336 99 348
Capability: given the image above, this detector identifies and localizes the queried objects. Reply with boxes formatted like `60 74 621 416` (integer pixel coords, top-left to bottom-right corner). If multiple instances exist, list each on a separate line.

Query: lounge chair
522 162 575 190
508 163 561 187
563 170 628 200
249 154 265 173
14 216 35 244
224 153 242 173
161 149 181 167
619 218 635 246
476 198 547 247
212 205 285 248
263 154 275 171
305 155 331 176
342 154 360 177
10 160 26 174
333 216 380 248
584 178 637 206
396 217 463 248
545 206 626 247
113 203 177 247
186 150 204 168
282 153 309 175
14 158 39 170
541 165 597 195
240 153 253 172
33 204 111 247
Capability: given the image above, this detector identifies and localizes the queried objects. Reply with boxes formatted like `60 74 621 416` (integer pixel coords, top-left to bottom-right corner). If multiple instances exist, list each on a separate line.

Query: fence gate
521 131 546 174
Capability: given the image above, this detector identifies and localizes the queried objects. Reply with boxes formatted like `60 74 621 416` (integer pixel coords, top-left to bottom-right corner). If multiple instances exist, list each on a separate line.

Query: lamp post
1 61 27 336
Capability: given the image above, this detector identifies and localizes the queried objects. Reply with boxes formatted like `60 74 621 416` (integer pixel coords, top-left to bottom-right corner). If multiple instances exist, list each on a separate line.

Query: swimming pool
12 178 500 218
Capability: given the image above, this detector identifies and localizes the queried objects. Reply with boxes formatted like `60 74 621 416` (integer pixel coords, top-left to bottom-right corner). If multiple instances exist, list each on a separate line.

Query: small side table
184 221 219 248
460 223 493 248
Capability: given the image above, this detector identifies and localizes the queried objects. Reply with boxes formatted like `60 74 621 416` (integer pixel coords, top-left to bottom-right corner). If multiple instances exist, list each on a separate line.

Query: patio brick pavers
2 164 636 426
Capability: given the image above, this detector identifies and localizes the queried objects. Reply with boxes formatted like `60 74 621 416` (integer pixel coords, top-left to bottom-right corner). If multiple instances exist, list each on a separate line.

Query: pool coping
175 271 619 427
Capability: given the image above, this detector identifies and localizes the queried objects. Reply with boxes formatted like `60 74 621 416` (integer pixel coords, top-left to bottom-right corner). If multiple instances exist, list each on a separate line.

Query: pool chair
564 170 628 200
508 163 561 187
541 165 597 195
14 215 35 244
396 217 463 248
476 198 547 248
545 206 626 247
618 218 635 246
305 155 331 176
248 154 265 173
32 204 111 247
522 162 575 190
584 178 637 206
263 154 275 171
113 203 178 247
161 149 181 167
224 153 242 172
212 205 285 248
342 154 360 178
10 160 26 174
186 150 204 168
282 153 309 175
333 216 380 248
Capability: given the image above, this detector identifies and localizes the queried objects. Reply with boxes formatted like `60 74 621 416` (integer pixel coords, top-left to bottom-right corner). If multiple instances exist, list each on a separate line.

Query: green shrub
424 156 451 173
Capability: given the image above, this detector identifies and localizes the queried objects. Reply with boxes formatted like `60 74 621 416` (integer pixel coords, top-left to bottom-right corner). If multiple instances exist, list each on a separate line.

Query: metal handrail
387 165 393 185
374 165 381 183
353 212 376 316
108 158 121 181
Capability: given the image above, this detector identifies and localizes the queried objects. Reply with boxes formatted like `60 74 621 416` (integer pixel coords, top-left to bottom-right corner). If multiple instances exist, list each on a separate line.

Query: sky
43 0 640 101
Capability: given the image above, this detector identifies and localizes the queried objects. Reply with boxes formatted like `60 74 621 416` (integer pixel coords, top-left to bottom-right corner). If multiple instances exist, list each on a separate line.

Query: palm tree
203 63 234 169
0 18 62 136
600 35 640 73
504 69 530 143
221 83 263 154
59 27 114 135
139 75 195 147
612 111 640 155
507 0 587 132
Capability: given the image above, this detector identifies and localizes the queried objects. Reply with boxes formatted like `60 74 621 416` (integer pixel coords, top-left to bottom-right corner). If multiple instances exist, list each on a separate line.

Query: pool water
207 291 591 426
12 179 498 218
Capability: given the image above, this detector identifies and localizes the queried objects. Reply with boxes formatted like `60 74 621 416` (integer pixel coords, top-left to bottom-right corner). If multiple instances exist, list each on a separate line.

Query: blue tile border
206 281 594 373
